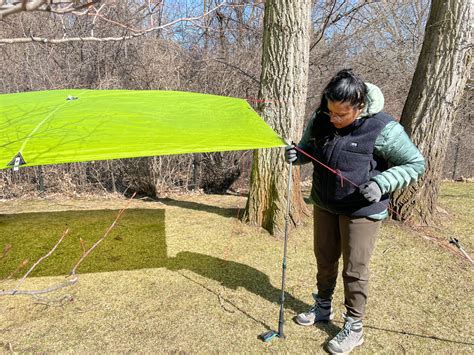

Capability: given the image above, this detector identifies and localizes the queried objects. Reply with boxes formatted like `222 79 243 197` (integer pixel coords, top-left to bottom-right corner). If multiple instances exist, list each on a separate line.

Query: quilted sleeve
371 121 425 194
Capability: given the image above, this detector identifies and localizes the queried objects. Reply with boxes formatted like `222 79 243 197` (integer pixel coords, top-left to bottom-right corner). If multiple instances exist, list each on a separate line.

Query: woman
285 69 425 354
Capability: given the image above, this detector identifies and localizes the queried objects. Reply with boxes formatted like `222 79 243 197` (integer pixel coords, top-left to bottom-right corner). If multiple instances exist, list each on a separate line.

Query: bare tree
243 0 312 237
0 1 471 202
443 74 473 180
391 0 472 224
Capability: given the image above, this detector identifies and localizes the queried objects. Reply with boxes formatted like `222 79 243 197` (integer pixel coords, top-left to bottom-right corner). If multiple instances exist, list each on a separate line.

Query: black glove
359 181 382 202
284 145 297 164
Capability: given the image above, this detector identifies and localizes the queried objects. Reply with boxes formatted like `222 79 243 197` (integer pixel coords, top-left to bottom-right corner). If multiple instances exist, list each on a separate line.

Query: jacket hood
359 82 384 118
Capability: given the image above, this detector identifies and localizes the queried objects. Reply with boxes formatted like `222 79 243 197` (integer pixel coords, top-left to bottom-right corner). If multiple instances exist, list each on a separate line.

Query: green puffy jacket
298 83 425 219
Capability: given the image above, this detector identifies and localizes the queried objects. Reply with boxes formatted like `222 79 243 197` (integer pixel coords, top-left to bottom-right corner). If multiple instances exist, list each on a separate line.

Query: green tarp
0 90 285 170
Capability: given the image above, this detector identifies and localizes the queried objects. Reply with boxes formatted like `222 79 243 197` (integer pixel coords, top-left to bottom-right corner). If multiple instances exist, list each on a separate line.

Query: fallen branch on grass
0 193 136 298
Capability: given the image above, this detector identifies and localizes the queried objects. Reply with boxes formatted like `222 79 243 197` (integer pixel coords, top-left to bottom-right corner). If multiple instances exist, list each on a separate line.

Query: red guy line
293 145 402 218
294 146 360 188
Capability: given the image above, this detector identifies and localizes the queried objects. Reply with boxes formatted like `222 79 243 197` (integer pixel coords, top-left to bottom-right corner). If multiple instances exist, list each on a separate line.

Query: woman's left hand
359 181 382 202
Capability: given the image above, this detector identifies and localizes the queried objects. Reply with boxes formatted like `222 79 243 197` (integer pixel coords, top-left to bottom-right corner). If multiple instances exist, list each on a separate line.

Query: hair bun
321 68 367 108
336 68 355 78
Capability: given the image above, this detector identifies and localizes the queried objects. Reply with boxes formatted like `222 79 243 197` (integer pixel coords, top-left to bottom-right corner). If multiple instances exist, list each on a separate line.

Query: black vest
308 111 393 217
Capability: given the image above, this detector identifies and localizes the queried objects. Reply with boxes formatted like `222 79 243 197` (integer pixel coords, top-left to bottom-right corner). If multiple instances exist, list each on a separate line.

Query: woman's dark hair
321 69 367 109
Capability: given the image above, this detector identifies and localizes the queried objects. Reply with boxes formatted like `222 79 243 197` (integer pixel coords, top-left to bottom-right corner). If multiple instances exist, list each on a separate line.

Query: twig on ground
33 294 74 307
0 192 136 298
70 192 136 276
0 244 12 261
0 258 29 284
13 228 69 292
0 230 70 293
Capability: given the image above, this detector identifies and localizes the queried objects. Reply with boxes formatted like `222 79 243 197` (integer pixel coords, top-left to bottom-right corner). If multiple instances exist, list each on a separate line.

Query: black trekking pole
259 161 293 342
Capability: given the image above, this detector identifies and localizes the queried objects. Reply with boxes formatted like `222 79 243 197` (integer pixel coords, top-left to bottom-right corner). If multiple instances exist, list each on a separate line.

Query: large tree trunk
391 0 472 224
243 0 312 237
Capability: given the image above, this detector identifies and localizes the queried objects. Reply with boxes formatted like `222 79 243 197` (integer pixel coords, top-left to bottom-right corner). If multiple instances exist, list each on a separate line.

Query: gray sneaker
294 293 333 326
327 315 364 354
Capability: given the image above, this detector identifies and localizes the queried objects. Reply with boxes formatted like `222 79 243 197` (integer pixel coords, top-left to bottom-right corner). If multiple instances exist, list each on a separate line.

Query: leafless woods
0 0 471 199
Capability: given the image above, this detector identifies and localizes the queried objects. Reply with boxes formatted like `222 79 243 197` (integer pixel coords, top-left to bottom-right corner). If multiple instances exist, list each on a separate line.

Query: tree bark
243 0 312 237
391 0 472 224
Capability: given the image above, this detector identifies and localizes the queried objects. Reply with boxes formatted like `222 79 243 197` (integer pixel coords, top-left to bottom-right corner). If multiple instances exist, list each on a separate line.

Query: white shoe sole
294 312 334 326
327 337 364 355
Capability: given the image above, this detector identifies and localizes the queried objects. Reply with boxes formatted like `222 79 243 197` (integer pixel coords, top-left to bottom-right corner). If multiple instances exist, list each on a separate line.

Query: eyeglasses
322 111 346 123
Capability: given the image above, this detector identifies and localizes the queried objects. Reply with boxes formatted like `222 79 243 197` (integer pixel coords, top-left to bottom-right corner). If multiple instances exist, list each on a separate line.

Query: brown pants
314 206 380 320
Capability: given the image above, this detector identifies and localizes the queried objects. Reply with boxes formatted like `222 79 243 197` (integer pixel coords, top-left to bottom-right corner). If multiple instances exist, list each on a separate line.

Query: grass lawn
0 183 472 353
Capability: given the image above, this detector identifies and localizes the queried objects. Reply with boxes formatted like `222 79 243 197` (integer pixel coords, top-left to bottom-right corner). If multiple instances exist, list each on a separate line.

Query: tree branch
12 228 69 292
0 0 99 19
69 192 136 276
211 57 260 84
310 0 374 52
0 192 136 297
0 1 228 44
0 228 72 296
0 0 47 19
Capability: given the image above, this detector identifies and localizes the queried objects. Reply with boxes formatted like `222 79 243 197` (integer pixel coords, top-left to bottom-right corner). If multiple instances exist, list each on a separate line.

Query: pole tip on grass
259 330 280 342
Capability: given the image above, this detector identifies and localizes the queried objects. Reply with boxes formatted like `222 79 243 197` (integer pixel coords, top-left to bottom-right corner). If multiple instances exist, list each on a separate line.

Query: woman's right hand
284 145 298 164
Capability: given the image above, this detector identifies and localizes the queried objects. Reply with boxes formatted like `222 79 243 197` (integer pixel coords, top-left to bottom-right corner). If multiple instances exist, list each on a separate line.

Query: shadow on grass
0 209 168 277
157 198 241 218
3 209 470 346
166 251 309 316
175 269 274 331
364 323 474 346
0 209 311 331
